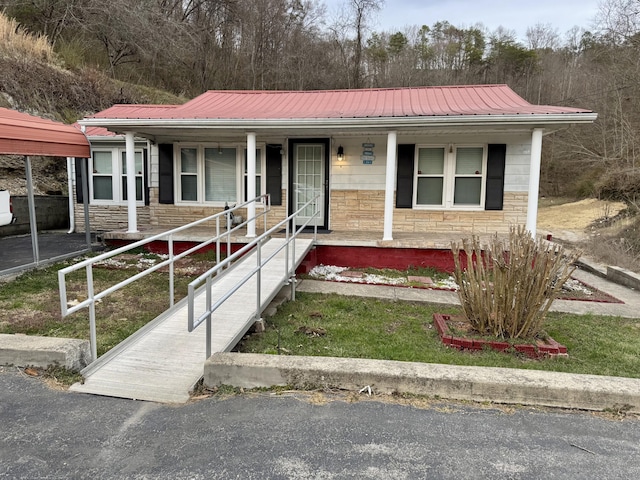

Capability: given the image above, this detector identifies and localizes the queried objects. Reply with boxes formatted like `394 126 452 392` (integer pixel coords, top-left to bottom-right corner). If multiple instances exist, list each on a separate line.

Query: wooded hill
1 0 639 206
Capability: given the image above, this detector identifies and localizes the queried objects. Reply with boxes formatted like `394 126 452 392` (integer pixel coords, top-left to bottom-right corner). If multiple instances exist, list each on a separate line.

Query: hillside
0 56 185 195
0 12 185 195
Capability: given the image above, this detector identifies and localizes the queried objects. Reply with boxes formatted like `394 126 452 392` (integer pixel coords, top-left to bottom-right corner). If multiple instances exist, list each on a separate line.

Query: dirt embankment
537 198 627 242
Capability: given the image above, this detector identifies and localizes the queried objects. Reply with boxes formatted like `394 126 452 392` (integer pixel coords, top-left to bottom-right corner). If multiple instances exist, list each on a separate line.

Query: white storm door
294 143 325 227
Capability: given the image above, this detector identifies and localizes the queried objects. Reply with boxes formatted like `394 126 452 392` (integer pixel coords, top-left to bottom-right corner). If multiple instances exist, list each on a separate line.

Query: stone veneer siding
73 204 151 232
75 188 526 235
147 188 288 230
329 190 527 234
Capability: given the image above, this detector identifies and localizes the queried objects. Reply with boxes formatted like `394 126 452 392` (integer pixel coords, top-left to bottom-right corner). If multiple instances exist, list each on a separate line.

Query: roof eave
79 113 598 131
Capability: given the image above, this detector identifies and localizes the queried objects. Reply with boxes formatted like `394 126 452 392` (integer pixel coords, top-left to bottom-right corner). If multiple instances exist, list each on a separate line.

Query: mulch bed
319 269 623 304
433 313 568 359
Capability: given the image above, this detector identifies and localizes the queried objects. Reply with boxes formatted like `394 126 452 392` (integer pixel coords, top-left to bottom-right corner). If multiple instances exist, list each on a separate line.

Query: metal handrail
58 195 271 362
187 195 320 358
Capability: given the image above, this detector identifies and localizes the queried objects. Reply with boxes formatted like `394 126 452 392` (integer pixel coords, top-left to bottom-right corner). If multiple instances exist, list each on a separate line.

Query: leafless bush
451 226 581 340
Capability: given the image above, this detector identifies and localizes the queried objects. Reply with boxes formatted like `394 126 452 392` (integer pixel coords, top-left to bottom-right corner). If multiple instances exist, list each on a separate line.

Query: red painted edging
298 245 461 274
433 313 568 359
105 239 247 256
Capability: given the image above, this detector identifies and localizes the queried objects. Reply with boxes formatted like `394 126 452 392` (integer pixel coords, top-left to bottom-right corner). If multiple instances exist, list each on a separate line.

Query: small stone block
408 276 434 284
341 270 365 278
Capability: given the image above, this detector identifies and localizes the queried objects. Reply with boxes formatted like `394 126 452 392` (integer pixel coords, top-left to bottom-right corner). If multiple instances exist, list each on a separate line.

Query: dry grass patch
0 12 55 63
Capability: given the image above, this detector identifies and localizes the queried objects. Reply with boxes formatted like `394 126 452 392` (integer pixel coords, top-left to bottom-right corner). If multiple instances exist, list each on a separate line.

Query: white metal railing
188 195 320 359
58 195 271 362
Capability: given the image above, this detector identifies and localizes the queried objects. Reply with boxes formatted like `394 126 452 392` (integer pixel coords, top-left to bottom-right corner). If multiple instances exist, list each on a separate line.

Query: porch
100 226 501 250
99 225 507 274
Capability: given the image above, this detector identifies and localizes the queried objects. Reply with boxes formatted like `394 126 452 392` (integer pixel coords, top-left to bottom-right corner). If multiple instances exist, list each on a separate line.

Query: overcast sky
325 0 602 42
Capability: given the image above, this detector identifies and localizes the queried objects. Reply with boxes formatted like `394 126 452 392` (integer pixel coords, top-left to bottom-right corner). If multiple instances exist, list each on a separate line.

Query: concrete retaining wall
0 196 69 237
205 352 640 413
607 266 640 291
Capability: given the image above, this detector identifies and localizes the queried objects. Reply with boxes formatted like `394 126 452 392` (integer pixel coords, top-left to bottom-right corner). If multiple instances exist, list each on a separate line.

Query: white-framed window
175 144 265 205
244 148 262 202
414 144 486 209
179 147 198 202
121 151 144 201
90 148 144 203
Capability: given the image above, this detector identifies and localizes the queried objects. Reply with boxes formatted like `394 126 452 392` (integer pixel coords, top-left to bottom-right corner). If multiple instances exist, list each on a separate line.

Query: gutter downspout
66 157 75 234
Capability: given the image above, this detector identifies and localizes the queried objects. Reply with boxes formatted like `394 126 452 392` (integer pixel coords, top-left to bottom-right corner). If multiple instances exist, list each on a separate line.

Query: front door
289 139 329 229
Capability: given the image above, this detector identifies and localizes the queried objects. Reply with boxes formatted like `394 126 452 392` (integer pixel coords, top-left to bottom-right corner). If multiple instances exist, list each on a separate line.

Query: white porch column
383 131 398 241
125 131 138 233
526 128 544 237
246 132 257 238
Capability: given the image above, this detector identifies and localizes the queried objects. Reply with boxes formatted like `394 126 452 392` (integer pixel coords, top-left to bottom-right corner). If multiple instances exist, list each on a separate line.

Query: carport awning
0 107 90 158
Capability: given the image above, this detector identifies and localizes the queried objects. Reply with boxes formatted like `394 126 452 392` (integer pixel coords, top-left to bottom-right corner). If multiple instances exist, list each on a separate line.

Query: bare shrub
451 226 581 340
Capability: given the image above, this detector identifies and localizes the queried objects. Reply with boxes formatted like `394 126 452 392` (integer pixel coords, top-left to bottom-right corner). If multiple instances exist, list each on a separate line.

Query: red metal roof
87 85 592 121
80 125 120 137
0 108 90 157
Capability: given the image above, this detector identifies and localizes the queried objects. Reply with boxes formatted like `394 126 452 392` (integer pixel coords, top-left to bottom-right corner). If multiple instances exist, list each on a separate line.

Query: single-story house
75 85 596 242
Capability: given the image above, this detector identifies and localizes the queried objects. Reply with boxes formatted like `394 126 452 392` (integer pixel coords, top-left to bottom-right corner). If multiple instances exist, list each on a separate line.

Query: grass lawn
238 292 640 379
2 259 639 379
0 260 192 357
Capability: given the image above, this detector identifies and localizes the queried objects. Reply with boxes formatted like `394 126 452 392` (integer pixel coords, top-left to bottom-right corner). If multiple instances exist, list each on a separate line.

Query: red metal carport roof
0 107 90 157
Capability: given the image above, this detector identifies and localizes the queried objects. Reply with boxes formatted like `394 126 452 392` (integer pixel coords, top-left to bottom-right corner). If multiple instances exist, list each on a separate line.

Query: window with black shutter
484 144 506 211
395 144 415 208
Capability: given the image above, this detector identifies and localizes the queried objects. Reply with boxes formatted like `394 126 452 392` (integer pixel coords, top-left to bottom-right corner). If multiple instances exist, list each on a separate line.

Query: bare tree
526 23 560 50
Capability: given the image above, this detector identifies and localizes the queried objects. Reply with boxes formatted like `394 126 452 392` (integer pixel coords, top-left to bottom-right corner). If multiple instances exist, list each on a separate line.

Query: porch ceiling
89 123 572 144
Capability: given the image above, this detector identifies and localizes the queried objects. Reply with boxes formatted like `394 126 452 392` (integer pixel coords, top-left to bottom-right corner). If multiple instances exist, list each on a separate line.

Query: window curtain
205 147 236 202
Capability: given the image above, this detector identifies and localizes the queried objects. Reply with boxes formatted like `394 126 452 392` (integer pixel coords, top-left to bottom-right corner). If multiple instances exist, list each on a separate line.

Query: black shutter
266 144 282 206
158 143 174 204
75 157 87 204
395 144 415 208
485 144 506 210
143 148 150 206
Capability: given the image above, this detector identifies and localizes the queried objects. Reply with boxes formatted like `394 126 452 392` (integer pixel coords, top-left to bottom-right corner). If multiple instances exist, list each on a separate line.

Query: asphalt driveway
1 368 639 479
0 232 96 274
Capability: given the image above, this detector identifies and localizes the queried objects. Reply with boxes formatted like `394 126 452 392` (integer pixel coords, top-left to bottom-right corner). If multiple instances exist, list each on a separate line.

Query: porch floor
101 226 502 250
